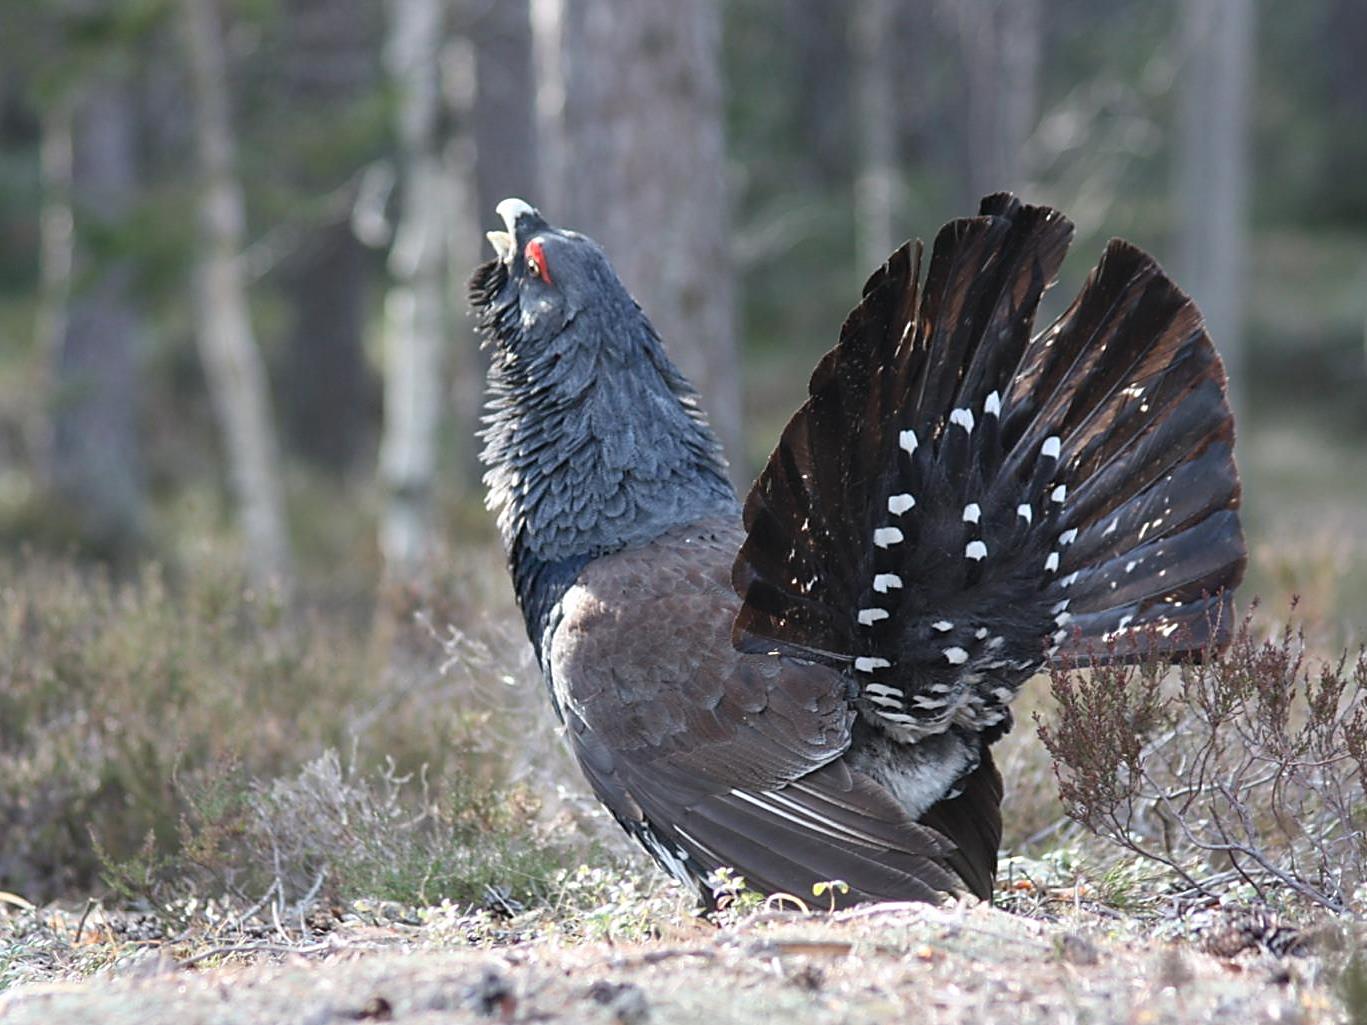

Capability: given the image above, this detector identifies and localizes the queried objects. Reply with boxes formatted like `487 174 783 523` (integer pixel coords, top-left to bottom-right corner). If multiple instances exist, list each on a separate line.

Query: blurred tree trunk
949 0 1042 203
281 222 370 473
464 0 539 485
278 0 378 475
442 22 485 490
42 80 145 556
378 0 448 578
533 0 745 479
181 0 293 584
789 3 853 191
892 2 951 186
1175 0 1254 410
32 98 72 489
471 0 539 213
852 0 898 272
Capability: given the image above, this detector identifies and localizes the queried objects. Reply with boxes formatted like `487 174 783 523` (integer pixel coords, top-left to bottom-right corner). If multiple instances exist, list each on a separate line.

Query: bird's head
469 198 635 356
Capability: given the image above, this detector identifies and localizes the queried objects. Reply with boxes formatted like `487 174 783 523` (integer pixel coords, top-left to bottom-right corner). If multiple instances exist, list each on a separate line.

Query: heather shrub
0 557 357 898
1038 609 1367 913
97 750 586 918
0 550 574 905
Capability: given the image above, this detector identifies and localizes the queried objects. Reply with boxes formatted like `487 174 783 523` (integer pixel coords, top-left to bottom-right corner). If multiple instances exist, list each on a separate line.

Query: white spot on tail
963 503 981 524
1051 599 1070 613
1061 571 1080 588
899 429 918 455
854 656 892 672
879 711 918 725
932 620 954 632
1054 611 1073 628
1051 485 1067 504
888 493 916 515
873 573 903 593
943 647 969 665
1118 615 1134 630
1042 436 1061 459
975 627 989 639
965 540 988 561
867 693 905 710
988 635 1004 649
874 527 904 548
1045 552 1060 572
1125 560 1138 573
864 682 902 697
1017 503 1033 525
985 391 1001 416
858 608 889 626
1103 517 1119 537
950 408 975 433
1059 528 1078 546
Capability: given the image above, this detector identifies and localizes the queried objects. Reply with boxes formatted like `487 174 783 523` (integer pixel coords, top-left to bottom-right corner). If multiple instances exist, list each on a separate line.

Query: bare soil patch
0 901 1346 1024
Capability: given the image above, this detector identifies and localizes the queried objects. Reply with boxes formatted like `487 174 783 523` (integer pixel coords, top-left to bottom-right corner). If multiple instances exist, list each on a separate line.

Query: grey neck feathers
480 294 740 576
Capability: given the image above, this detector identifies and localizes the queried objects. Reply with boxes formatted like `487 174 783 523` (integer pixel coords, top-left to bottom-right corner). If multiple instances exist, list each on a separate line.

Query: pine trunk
534 0 745 479
472 0 539 213
43 80 145 555
278 0 379 474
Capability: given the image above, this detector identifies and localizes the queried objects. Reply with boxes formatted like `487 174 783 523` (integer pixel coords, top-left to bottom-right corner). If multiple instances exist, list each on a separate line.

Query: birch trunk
378 0 448 577
181 0 293 585
533 0 745 479
1176 0 1254 410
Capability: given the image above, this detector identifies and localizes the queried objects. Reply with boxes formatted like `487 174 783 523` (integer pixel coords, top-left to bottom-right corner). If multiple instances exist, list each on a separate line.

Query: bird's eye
525 240 551 284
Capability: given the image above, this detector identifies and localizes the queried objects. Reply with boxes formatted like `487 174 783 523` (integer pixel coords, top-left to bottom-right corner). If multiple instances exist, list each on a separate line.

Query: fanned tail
734 193 1245 734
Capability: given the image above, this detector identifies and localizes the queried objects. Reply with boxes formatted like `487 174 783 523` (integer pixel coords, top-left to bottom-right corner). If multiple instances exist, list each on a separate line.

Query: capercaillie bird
470 193 1246 908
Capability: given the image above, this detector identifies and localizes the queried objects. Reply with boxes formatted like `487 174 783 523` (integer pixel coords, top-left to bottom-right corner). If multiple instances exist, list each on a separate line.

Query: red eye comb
526 240 551 284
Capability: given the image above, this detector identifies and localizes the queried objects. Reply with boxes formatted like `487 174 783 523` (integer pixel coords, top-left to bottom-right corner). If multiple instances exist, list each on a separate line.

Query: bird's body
471 195 1245 907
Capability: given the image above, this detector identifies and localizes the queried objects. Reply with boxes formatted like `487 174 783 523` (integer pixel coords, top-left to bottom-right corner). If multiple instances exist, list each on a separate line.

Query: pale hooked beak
486 229 515 263
486 197 540 264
